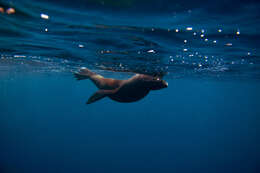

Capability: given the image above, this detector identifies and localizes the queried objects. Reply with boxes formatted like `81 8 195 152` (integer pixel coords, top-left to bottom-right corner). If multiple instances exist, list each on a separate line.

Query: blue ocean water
0 0 260 172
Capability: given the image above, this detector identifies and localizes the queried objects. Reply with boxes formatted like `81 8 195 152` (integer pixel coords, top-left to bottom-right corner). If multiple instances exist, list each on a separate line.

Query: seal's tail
74 67 96 80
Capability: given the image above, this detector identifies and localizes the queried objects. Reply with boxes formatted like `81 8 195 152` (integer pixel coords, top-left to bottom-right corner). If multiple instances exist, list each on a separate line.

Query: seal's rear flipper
74 67 97 80
87 89 116 104
74 73 89 80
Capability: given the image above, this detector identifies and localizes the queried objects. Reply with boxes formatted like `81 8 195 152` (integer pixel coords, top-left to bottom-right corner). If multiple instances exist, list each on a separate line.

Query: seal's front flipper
87 89 116 104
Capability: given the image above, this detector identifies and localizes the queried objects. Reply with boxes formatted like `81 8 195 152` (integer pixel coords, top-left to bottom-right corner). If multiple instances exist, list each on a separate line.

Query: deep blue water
0 0 260 173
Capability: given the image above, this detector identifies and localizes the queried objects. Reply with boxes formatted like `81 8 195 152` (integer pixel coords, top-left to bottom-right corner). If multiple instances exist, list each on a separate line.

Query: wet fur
74 68 166 104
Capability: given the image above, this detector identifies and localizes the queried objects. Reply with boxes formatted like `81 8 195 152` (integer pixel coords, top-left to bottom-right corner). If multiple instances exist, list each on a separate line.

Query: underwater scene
0 0 259 172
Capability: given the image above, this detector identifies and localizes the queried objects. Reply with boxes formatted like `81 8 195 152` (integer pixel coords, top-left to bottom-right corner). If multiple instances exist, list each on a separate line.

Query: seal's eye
152 77 160 81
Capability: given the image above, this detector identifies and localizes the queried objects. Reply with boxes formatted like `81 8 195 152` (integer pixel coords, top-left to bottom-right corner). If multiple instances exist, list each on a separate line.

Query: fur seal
74 67 168 104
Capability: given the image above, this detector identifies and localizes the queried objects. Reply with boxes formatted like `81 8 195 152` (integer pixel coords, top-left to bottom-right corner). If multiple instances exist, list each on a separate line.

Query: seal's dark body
108 75 150 103
74 68 168 104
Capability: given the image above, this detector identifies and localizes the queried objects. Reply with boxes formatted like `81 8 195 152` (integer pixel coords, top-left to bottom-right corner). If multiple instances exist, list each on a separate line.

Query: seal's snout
162 80 168 88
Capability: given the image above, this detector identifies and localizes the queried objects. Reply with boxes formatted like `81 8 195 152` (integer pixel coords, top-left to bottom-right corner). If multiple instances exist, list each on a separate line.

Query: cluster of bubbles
147 26 253 73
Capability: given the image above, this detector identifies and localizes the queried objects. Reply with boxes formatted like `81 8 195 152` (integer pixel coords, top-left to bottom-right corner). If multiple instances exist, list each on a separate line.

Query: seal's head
141 75 168 90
